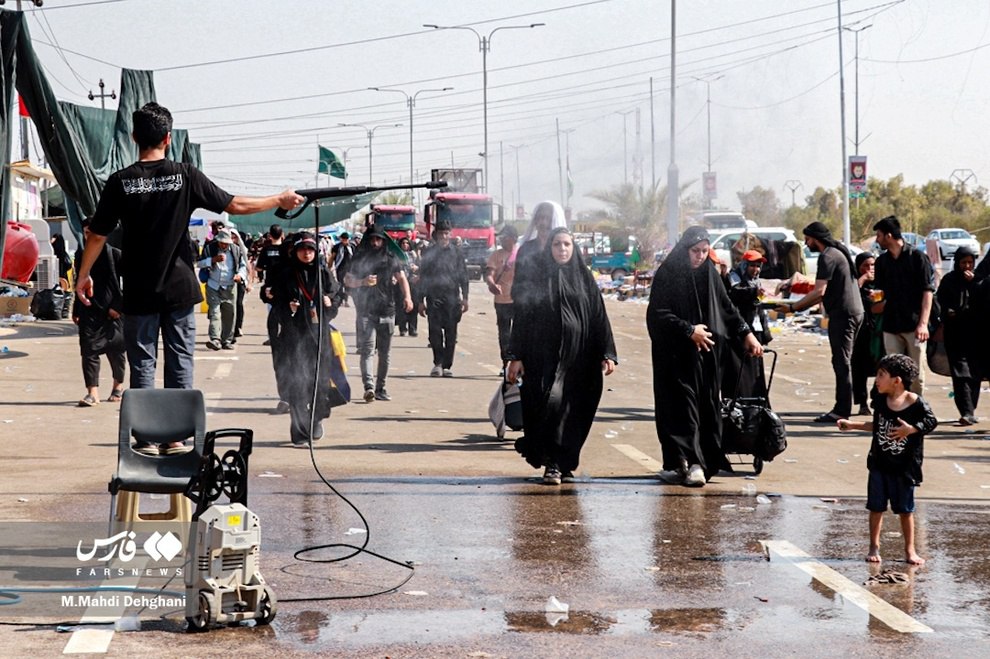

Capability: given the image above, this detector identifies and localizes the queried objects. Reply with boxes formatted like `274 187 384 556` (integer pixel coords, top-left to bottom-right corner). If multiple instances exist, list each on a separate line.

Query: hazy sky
15 0 990 215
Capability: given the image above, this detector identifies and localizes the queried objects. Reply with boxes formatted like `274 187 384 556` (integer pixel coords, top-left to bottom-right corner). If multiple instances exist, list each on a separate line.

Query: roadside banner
849 156 867 198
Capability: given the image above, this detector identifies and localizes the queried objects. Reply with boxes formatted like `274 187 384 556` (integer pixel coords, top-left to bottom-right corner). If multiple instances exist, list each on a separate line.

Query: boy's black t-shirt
868 395 937 484
90 160 234 315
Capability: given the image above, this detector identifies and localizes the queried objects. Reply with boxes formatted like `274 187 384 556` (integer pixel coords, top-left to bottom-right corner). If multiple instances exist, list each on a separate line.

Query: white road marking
194 355 239 361
612 330 642 342
211 362 233 379
612 444 663 472
64 555 151 654
63 628 115 654
762 540 934 634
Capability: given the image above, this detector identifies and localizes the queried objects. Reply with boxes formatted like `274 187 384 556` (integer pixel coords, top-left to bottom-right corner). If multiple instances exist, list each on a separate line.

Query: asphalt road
1 282 989 657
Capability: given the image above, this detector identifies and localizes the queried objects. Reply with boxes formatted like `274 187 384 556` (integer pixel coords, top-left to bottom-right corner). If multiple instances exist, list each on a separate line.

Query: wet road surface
3 282 990 655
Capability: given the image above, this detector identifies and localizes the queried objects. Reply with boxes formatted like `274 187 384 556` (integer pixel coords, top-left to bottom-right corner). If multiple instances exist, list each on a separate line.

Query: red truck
423 191 495 280
364 204 418 242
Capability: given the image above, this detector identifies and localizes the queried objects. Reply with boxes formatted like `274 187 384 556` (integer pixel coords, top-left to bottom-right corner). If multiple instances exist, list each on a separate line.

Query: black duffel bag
30 286 66 321
722 399 787 461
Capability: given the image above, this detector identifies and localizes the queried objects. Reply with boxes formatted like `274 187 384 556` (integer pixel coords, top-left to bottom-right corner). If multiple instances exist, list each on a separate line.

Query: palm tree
587 179 695 255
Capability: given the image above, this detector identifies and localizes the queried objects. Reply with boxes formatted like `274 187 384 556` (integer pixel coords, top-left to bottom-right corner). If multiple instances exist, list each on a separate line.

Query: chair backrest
110 389 207 494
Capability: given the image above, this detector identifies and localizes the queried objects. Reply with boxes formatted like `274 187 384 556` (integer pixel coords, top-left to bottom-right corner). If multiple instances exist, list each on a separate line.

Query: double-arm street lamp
337 122 402 185
369 86 453 188
423 22 544 192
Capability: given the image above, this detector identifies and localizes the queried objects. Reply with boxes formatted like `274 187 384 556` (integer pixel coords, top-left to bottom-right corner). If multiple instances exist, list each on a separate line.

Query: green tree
586 179 695 255
737 186 782 225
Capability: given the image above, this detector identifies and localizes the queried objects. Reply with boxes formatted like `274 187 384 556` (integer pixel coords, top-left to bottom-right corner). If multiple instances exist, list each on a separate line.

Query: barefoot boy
837 354 937 565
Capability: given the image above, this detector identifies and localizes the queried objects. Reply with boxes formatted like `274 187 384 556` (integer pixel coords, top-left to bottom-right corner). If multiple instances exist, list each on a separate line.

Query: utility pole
650 77 656 190
508 144 525 219
563 128 576 209
556 118 564 204
499 141 504 212
616 110 635 186
87 78 117 111
836 0 851 246
666 0 680 247
950 169 976 192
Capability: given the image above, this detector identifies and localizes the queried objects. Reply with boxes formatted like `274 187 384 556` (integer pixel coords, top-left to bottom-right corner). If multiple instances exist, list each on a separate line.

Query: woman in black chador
936 245 984 425
506 227 618 485
269 232 341 445
647 227 763 487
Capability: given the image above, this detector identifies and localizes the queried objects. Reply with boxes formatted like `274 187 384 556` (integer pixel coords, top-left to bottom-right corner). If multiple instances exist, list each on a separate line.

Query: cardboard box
0 295 33 317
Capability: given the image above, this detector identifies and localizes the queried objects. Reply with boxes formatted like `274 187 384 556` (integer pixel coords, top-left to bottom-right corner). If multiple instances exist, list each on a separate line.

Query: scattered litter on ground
557 520 583 526
404 590 429 596
17 498 28 503
344 528 367 536
258 471 283 478
837 459 849 464
865 570 910 585
545 595 569 614
954 463 966 474
756 495 772 505
720 504 737 510
820 497 838 503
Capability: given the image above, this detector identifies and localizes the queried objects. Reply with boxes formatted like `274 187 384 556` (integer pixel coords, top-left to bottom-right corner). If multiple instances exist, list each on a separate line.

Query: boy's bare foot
905 552 925 565
866 547 881 563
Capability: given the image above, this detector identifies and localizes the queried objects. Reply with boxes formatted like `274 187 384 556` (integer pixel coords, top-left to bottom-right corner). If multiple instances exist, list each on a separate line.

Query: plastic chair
108 389 206 532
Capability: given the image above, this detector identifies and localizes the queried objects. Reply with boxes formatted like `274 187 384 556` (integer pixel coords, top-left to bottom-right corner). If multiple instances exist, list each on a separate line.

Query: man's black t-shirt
90 160 234 315
874 245 936 333
816 246 863 316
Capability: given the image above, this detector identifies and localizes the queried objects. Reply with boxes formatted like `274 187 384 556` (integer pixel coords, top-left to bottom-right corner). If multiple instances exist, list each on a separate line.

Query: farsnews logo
76 531 183 563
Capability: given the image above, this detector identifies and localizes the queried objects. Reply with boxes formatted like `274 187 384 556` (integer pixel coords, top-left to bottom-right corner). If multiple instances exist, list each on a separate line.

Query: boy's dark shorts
866 469 915 514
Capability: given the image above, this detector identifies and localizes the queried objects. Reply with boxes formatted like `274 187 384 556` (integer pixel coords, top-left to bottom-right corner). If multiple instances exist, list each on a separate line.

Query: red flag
18 95 29 118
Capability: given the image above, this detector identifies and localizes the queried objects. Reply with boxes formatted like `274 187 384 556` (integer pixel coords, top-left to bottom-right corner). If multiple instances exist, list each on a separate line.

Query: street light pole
370 86 452 189
322 145 365 186
666 0 680 247
836 0 851 245
87 78 117 111
842 24 872 156
424 22 544 193
337 122 402 185
508 144 525 217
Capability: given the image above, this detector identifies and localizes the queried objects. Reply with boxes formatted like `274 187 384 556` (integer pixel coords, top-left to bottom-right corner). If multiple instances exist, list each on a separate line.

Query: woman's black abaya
647 228 753 478
270 239 340 443
509 229 618 472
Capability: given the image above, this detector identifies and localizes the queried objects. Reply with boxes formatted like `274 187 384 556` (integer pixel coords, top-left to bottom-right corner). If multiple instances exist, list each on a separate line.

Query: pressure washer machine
183 429 276 631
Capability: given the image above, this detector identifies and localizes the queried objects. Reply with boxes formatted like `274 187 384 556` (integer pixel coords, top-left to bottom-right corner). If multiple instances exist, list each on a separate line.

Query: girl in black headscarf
506 227 618 485
647 226 763 487
936 245 984 425
269 232 342 445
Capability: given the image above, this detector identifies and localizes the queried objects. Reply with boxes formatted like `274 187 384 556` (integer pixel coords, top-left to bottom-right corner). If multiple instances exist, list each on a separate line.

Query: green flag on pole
318 146 347 179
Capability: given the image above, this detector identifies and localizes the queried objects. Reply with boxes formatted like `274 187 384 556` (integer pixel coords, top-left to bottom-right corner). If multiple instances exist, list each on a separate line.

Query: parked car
871 231 926 255
926 228 980 260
